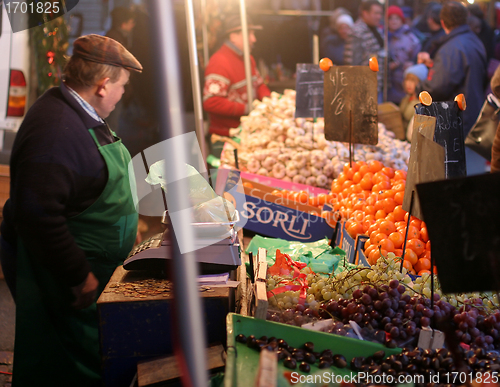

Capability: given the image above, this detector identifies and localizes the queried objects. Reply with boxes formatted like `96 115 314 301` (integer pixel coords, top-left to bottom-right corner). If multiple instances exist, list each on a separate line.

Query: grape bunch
351 346 500 385
235 334 351 373
453 304 500 350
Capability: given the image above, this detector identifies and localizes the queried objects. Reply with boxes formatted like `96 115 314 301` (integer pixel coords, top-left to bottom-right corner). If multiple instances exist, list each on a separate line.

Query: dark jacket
320 29 347 65
2 83 114 286
422 25 487 135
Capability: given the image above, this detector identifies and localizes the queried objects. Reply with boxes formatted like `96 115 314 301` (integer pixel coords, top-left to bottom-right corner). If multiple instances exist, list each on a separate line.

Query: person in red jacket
203 15 271 146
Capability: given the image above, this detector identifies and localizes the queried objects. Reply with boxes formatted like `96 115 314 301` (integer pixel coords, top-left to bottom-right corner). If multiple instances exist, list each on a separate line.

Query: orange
298 192 309 204
373 171 390 184
392 206 406 222
378 238 395 253
368 160 383 173
319 57 333 71
394 191 404 205
392 182 406 192
455 93 466 111
388 232 404 249
243 182 254 189
331 182 342 194
419 91 432 106
371 232 388 245
352 171 363 184
367 223 379 237
360 177 373 191
359 165 370 176
316 194 327 205
369 248 388 265
381 167 395 178
394 248 403 257
382 198 397 213
394 170 407 181
385 213 395 222
418 270 431 276
364 239 372 250
347 221 364 238
363 205 376 216
403 248 418 266
404 225 420 240
407 238 425 257
379 220 396 234
271 189 282 197
409 218 422 229
402 260 413 271
369 56 379 72
426 240 431 251
418 258 431 271
420 227 429 243
364 244 377 258
375 209 387 220
420 250 431 260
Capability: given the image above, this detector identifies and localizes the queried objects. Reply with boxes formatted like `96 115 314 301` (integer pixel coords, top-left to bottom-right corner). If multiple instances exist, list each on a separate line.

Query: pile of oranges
242 160 432 276
328 160 431 276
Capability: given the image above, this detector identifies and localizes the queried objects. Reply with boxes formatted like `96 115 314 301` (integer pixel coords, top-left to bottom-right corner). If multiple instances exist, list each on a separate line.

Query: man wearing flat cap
0 34 142 386
203 14 271 154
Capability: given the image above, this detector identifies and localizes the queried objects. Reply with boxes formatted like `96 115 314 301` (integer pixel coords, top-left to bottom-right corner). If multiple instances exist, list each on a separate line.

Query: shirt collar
225 40 243 56
65 84 104 123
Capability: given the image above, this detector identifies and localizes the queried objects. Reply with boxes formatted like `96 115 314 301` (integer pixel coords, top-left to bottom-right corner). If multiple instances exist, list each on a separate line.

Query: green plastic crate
224 313 402 387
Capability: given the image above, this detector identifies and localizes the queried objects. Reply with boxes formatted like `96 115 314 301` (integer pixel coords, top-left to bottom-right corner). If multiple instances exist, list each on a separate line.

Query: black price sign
295 64 324 119
323 66 378 145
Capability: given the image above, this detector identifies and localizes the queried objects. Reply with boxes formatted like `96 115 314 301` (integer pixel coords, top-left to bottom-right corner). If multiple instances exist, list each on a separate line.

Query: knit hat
73 34 142 72
404 64 429 82
224 15 262 35
335 14 354 29
388 5 405 21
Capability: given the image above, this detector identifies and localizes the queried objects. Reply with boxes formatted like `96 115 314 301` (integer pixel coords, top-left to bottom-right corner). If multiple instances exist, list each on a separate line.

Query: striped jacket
203 41 270 136
344 19 384 94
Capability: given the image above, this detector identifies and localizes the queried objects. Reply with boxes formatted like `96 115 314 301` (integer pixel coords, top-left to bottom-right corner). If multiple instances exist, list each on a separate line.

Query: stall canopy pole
383 0 388 103
186 0 207 161
201 0 209 67
239 0 253 113
313 34 319 64
148 1 208 386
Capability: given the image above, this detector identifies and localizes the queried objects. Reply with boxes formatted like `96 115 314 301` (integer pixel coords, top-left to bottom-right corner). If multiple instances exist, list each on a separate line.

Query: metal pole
147 1 208 386
201 0 210 67
313 34 319 64
383 0 388 103
185 0 208 161
239 0 253 113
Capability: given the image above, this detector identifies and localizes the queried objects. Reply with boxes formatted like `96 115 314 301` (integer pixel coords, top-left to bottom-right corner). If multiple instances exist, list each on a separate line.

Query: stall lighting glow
467 0 474 3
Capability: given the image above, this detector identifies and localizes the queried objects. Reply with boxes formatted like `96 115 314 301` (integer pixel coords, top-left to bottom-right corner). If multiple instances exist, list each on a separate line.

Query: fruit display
266 253 500 353
220 90 411 189
237 331 500 385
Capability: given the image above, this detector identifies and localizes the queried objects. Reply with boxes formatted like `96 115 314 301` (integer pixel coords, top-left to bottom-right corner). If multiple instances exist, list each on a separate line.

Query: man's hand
417 52 433 67
71 272 99 310
229 128 241 137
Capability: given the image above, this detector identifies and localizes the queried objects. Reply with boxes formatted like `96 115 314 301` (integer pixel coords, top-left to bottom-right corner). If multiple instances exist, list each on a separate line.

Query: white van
0 4 30 163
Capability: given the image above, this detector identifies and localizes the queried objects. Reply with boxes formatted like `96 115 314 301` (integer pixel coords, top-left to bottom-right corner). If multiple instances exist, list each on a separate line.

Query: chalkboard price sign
295 64 324 119
415 101 467 178
417 173 500 293
323 66 378 145
403 114 445 221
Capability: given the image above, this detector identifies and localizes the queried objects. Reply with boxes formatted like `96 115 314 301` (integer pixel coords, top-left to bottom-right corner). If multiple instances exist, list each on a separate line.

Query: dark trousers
0 236 16 301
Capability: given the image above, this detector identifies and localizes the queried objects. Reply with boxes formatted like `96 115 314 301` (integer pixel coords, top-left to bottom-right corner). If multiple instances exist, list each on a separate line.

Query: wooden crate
0 165 10 212
97 266 236 387
378 102 406 140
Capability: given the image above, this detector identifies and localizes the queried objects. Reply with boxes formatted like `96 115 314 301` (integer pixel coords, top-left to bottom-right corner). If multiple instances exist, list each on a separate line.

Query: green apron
13 128 138 387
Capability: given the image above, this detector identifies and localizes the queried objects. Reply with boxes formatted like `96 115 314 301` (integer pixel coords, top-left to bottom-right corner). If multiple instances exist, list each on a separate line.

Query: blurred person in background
418 1 487 136
387 5 421 105
421 4 445 57
399 64 429 140
320 8 353 65
468 4 495 62
105 6 135 132
203 14 271 157
344 0 384 101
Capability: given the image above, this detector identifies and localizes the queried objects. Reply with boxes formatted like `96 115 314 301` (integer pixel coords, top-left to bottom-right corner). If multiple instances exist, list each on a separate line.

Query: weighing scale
124 210 241 274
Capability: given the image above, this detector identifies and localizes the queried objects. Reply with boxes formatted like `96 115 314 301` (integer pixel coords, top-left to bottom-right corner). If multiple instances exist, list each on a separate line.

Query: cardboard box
216 169 336 242
378 102 406 140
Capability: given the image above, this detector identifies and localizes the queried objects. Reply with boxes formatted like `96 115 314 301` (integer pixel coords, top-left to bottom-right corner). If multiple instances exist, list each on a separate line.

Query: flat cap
73 34 142 73
225 15 262 35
